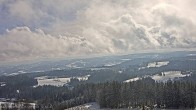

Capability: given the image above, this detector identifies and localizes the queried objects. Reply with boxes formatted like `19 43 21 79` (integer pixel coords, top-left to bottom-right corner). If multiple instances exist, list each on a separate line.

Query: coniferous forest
56 79 196 109
0 75 196 109
0 52 196 109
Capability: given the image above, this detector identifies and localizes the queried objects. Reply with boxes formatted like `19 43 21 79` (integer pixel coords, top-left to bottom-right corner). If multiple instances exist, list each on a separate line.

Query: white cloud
0 0 196 62
8 1 36 22
0 27 96 62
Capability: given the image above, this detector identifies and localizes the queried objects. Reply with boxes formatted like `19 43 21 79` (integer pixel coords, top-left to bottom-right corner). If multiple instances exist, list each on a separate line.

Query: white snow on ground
104 62 123 66
187 54 196 56
147 61 169 68
138 67 146 70
33 70 44 73
51 68 62 70
124 77 141 83
73 75 91 81
65 102 100 110
6 73 24 76
18 70 27 73
151 71 189 82
35 76 71 87
5 70 27 76
125 71 191 83
1 84 6 87
121 59 131 61
65 102 140 110
118 71 123 73
0 82 6 87
90 68 107 71
5 73 20 76
66 64 81 68
35 75 90 87
139 61 169 70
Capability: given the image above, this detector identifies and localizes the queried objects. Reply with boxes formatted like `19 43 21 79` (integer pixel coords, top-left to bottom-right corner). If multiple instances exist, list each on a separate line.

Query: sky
0 0 196 63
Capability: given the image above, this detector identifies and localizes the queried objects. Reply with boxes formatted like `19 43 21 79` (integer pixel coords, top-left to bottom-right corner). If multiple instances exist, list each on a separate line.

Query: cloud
0 0 196 62
8 1 36 22
0 27 96 62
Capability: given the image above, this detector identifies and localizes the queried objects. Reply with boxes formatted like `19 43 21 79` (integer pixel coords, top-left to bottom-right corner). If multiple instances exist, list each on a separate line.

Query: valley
0 51 196 109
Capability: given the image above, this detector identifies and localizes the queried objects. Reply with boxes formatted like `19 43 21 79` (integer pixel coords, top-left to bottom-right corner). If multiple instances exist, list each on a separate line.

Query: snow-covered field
35 76 70 87
138 61 169 70
35 75 91 87
124 71 190 83
147 61 169 68
151 71 189 82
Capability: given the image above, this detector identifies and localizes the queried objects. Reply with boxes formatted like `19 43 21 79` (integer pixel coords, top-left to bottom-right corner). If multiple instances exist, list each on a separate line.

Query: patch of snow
3 73 8 75
0 82 6 87
187 54 196 56
18 70 27 73
121 59 131 61
104 61 123 66
35 76 70 87
118 71 123 73
35 76 49 80
90 68 107 71
51 68 61 70
6 72 25 76
66 64 81 68
66 102 100 110
139 61 169 70
33 70 44 73
151 71 189 82
138 67 146 70
1 84 6 87
73 75 90 81
147 61 169 68
33 85 38 88
124 77 140 83
35 75 91 87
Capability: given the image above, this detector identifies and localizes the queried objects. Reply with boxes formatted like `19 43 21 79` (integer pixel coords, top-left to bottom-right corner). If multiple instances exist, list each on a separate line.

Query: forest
57 78 196 109
1 74 196 109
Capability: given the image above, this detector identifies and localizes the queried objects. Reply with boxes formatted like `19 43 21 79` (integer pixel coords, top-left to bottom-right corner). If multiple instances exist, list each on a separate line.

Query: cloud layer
0 0 196 62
